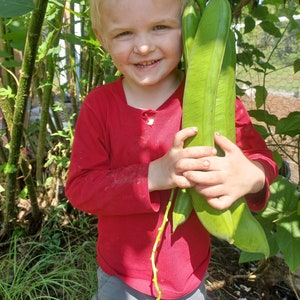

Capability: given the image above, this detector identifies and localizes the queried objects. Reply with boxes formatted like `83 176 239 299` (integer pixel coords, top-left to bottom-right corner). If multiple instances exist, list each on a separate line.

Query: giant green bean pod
172 188 193 232
182 0 201 69
214 29 269 256
179 0 269 256
182 0 235 243
182 0 230 147
195 0 207 15
230 199 269 255
214 29 236 144
172 0 200 233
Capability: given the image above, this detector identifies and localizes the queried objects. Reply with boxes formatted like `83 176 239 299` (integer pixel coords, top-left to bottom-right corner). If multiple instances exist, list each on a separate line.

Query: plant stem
150 188 175 300
1 0 49 240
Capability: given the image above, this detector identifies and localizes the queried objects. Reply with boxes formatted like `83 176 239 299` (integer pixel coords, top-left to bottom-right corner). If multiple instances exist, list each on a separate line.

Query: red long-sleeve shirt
65 77 277 299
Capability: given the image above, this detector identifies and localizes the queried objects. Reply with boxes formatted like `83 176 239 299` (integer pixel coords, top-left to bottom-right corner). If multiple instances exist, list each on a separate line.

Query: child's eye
115 31 132 38
153 25 168 31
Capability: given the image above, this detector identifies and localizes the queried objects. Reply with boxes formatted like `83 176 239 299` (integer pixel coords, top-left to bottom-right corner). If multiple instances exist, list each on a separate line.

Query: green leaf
239 215 279 263
261 176 299 221
254 85 268 108
252 124 269 139
256 176 300 271
1 60 22 69
275 112 300 137
294 59 300 74
259 21 281 38
257 60 276 71
2 29 27 51
252 5 269 20
0 86 14 98
0 50 11 58
0 0 34 17
4 163 18 174
244 16 256 34
239 251 265 263
256 215 279 257
236 52 253 67
172 189 193 232
277 216 300 272
248 109 278 126
271 151 283 170
17 187 28 199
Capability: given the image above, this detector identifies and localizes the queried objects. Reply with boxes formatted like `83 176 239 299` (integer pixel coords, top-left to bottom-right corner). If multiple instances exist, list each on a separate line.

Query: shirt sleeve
235 98 278 211
65 97 160 216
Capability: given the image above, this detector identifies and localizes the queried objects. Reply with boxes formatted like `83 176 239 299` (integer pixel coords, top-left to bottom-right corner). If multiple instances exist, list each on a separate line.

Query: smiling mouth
136 60 160 67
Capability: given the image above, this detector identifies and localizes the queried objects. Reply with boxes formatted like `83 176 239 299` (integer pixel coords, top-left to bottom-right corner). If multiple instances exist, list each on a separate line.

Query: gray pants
92 267 211 300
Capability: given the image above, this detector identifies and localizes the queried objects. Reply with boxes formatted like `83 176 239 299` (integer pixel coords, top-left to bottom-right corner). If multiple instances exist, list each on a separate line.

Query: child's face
96 0 183 88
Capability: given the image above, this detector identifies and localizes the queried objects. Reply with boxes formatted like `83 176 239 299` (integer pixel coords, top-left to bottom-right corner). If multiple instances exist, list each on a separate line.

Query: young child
65 0 278 299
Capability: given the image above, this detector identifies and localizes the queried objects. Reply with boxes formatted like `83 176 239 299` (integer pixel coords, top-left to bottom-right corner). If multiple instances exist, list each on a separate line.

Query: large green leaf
0 0 34 17
239 176 299 265
275 111 300 137
238 215 279 264
277 216 300 272
261 176 299 221
259 176 300 271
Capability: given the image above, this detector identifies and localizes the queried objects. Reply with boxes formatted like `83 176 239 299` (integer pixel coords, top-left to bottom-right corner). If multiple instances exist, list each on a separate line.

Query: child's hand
148 127 217 192
183 132 266 210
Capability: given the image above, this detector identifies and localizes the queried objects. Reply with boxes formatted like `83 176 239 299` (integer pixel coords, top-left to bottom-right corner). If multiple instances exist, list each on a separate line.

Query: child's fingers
173 127 198 148
214 132 238 154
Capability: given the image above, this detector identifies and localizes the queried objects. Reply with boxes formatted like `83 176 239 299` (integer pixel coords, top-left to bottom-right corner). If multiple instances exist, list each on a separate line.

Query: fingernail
193 127 198 133
215 132 220 136
212 148 217 155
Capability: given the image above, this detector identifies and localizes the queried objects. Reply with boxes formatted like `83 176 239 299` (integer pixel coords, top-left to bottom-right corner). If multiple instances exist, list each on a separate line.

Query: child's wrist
249 160 266 194
148 160 162 192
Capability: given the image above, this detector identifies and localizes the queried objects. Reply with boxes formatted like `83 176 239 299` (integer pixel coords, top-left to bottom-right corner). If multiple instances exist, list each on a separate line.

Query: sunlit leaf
277 217 300 272
4 163 18 174
261 176 299 220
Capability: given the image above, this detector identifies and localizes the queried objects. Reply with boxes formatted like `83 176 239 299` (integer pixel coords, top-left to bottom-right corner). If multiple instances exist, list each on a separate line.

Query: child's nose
133 35 155 55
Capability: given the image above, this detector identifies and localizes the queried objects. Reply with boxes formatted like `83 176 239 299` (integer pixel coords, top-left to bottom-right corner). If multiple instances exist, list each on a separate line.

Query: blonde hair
89 0 188 33
89 0 102 33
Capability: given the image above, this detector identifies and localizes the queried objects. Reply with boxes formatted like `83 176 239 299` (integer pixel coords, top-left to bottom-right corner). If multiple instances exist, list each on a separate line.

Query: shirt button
142 110 156 126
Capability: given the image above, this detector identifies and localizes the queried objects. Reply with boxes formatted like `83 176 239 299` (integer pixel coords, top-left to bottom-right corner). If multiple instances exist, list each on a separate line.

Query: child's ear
93 28 108 51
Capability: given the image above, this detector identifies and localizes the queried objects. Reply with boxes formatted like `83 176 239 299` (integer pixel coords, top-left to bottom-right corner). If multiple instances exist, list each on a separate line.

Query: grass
0 211 98 300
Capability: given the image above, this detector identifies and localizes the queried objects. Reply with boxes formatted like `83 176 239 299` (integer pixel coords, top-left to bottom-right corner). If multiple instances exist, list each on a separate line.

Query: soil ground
206 93 300 300
207 237 300 299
